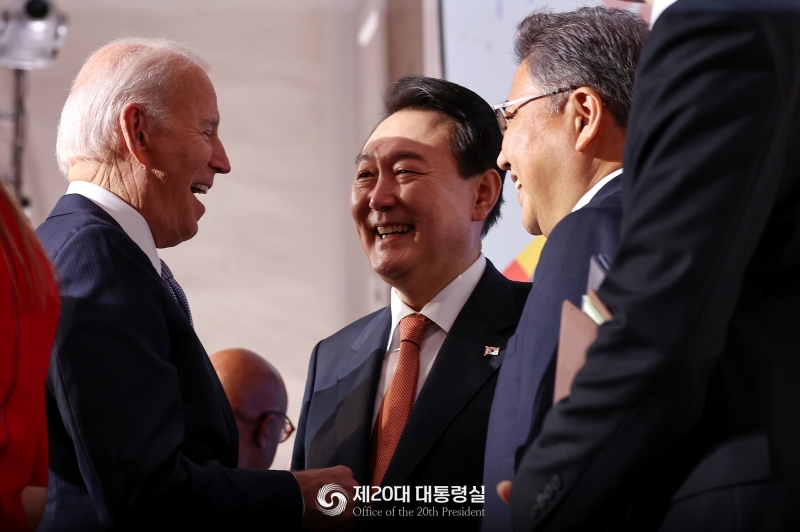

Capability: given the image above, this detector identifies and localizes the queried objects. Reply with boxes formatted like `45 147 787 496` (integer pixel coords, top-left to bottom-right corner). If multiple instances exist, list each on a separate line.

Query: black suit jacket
292 260 530 531
511 1 800 531
36 195 302 531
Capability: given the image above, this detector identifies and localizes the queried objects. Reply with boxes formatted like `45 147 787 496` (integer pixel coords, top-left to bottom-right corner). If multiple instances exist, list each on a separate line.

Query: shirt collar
650 0 679 28
571 168 623 213
66 180 161 274
388 253 487 340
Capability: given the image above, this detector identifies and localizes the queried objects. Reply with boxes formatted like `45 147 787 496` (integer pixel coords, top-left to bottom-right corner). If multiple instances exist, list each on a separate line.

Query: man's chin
156 224 199 249
184 222 200 243
522 217 542 236
370 258 412 285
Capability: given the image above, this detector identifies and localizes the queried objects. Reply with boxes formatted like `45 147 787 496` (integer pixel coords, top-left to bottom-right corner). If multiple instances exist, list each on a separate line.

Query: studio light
0 0 67 70
0 0 67 207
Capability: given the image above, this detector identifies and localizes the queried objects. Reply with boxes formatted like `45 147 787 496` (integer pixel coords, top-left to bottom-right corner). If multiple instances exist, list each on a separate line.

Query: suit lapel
379 262 520 488
328 309 391 484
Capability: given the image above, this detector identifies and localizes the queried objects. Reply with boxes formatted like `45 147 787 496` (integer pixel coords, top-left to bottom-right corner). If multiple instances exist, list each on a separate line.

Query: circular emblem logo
316 483 348 516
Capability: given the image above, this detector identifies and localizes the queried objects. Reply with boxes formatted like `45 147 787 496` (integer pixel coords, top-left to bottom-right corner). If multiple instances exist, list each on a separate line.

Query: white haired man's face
143 66 231 248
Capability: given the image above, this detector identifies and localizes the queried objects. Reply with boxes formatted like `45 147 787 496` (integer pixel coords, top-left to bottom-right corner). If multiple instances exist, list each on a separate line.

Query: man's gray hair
514 7 648 128
56 38 209 175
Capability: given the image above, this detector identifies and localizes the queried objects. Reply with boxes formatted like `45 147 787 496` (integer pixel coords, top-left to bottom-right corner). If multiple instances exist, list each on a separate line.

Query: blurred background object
0 0 67 209
0 179 60 531
0 0 67 70
210 348 291 470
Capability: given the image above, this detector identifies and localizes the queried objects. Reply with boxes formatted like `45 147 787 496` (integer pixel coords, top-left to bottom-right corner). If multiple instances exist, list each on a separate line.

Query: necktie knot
399 313 430 348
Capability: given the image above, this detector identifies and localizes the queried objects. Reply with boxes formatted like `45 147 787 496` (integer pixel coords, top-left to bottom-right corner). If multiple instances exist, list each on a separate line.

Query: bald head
210 348 288 469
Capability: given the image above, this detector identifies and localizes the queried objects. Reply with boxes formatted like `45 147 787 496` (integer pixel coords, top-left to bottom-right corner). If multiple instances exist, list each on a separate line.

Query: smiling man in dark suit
292 76 530 531
510 1 800 531
481 8 648 532
36 38 354 531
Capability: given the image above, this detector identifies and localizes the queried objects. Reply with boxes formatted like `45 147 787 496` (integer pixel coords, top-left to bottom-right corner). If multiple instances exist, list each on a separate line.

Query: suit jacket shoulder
534 178 622 306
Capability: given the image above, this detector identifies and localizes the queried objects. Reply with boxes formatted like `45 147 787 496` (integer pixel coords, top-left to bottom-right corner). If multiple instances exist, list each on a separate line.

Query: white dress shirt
571 168 623 213
650 0 679 28
371 254 487 427
66 180 161 274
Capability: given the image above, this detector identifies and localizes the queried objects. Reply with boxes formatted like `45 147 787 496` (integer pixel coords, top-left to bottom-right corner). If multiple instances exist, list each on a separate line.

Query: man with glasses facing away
481 7 648 531
211 348 294 470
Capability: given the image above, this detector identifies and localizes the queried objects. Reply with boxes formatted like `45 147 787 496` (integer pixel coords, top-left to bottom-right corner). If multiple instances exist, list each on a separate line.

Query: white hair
55 37 209 175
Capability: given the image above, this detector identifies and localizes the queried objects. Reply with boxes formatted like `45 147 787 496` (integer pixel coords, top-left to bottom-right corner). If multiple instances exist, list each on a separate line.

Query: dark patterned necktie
160 259 193 328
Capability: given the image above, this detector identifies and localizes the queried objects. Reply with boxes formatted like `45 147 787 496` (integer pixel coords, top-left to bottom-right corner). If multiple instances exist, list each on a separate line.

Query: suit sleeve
512 8 789 531
49 224 302 529
291 341 321 471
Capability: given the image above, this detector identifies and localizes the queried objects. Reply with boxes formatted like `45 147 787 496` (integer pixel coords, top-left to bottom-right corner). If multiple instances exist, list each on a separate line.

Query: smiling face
497 60 577 236
352 109 488 305
141 66 231 248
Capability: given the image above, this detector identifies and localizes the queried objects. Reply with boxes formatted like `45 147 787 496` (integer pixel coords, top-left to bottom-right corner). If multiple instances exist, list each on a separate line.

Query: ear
568 87 605 153
119 102 152 166
471 168 503 223
255 414 271 449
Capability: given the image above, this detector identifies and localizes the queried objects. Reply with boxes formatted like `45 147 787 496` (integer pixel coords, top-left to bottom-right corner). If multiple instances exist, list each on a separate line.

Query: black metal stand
11 68 29 208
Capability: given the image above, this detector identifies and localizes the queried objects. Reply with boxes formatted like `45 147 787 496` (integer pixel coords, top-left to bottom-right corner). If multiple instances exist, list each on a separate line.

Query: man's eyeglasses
263 411 295 443
493 87 576 135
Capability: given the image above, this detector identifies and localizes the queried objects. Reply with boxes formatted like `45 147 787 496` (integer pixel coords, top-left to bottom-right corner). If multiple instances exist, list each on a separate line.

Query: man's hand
497 480 512 504
293 466 358 531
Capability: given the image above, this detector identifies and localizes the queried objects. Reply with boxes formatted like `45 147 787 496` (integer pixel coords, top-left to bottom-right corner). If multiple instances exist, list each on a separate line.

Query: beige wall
0 0 433 470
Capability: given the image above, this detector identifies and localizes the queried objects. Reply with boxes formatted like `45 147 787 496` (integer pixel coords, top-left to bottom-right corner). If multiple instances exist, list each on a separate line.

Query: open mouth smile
191 183 210 194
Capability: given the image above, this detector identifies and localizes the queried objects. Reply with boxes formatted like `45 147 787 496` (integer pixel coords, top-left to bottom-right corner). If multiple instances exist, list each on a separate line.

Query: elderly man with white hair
36 38 356 531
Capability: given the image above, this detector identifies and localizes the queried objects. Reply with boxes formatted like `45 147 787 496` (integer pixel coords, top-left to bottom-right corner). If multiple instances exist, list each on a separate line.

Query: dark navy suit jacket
36 195 302 531
292 260 530 531
482 177 622 532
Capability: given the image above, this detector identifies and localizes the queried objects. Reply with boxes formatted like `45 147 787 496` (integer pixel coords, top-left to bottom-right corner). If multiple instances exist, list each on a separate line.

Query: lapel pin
484 346 500 357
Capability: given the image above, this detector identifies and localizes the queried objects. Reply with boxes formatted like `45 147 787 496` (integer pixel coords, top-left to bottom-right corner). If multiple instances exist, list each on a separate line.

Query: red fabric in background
0 200 59 532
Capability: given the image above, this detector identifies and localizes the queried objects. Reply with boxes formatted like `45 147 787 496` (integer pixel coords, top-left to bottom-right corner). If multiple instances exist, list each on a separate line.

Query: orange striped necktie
370 313 431 486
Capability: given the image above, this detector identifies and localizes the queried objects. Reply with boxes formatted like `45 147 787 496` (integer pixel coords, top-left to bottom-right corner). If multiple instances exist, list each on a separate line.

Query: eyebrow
354 150 427 165
204 118 220 127
355 152 371 165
